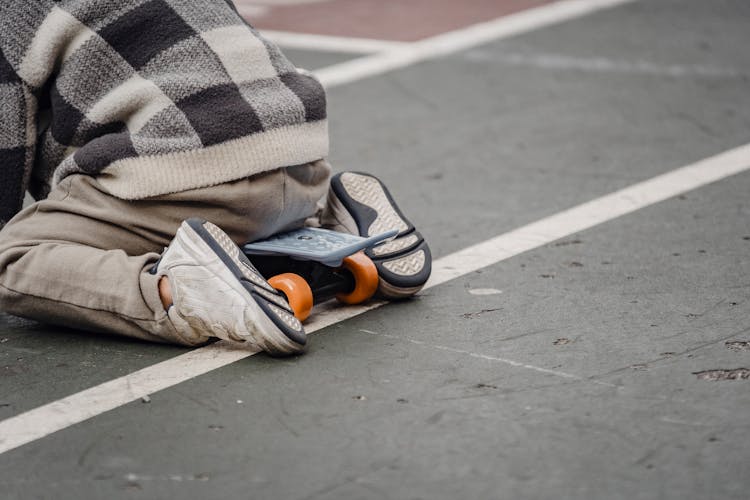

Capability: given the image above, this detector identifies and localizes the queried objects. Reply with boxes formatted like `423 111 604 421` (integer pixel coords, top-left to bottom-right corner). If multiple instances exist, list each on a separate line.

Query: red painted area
235 0 558 41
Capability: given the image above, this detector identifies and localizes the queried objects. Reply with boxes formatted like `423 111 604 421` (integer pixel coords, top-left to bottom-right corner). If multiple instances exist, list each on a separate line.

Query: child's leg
0 161 330 349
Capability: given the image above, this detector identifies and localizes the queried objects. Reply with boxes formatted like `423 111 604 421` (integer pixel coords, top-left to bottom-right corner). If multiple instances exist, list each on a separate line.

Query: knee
0 236 31 308
0 240 16 285
0 234 24 274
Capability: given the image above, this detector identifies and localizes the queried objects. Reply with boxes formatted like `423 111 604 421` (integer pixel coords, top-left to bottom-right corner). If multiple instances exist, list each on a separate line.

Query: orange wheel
269 273 314 322
336 252 379 305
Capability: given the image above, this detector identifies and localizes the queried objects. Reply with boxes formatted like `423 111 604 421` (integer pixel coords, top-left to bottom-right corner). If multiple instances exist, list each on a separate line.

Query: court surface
2 1 750 498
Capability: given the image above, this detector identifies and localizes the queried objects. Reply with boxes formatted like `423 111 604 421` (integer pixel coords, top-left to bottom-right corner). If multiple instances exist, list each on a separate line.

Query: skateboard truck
243 228 398 321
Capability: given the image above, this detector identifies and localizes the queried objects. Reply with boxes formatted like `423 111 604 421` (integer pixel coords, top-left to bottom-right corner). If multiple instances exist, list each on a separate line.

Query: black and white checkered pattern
0 0 328 227
0 45 32 227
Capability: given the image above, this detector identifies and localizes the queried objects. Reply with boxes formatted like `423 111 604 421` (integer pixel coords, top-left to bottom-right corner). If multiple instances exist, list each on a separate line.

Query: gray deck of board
1 0 749 498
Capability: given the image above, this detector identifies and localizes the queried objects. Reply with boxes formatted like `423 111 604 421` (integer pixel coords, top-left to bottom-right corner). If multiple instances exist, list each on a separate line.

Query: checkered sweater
0 0 328 228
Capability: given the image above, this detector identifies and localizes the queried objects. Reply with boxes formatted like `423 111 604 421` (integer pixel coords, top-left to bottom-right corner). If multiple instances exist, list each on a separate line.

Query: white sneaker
321 172 432 299
155 218 306 356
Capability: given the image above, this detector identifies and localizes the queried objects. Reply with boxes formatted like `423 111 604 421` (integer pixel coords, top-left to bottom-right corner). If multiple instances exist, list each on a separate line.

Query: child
0 0 431 355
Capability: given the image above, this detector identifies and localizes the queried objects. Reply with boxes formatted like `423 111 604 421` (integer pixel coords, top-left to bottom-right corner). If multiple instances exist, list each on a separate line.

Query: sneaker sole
181 218 306 356
329 172 432 299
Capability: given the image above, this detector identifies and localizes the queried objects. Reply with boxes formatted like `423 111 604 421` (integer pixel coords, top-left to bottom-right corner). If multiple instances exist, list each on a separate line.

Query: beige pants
0 161 331 345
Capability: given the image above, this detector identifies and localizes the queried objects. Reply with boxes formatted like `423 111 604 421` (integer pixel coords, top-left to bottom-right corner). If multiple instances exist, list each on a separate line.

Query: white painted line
2 143 749 456
426 144 750 289
0 343 254 456
358 329 619 388
463 51 748 79
260 30 408 54
315 0 638 88
235 0 332 19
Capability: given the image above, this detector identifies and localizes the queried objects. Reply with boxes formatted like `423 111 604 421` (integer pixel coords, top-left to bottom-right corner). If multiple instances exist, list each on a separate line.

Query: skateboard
243 227 398 321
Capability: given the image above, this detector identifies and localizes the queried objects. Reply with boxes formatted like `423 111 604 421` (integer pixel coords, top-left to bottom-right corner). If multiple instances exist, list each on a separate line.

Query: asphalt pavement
1 0 749 498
